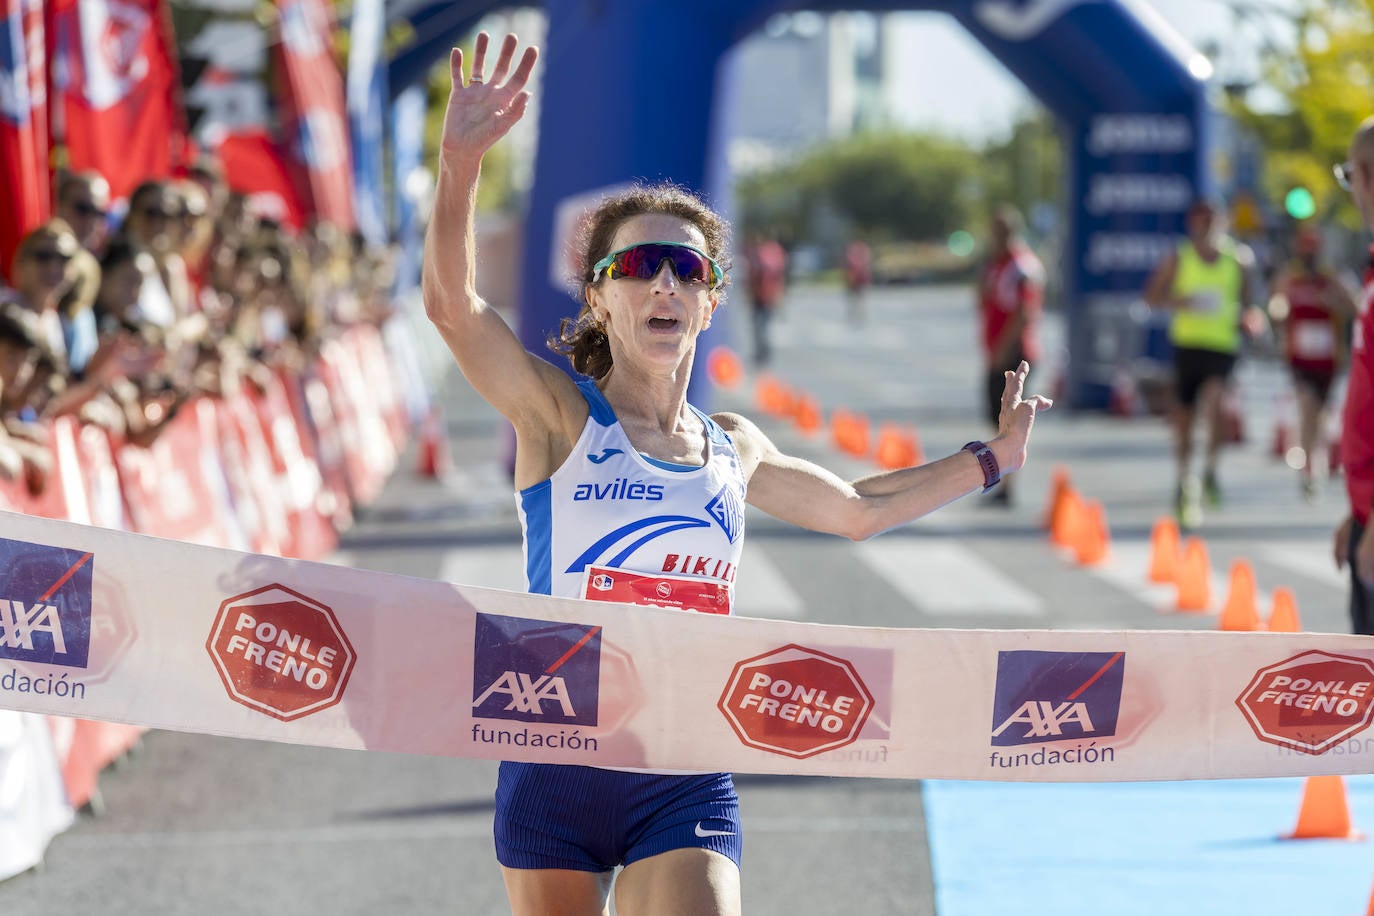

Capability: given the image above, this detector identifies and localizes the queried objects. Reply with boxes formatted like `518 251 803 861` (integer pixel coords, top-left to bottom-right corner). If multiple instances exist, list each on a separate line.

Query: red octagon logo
718 644 873 759
207 584 356 722
1235 650 1374 755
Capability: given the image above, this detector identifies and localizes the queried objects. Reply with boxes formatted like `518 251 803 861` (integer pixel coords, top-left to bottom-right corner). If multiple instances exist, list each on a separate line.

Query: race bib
1293 322 1335 359
582 566 732 615
1189 291 1222 314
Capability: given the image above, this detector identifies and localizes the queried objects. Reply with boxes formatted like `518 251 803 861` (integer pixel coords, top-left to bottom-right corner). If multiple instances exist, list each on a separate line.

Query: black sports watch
962 440 1001 492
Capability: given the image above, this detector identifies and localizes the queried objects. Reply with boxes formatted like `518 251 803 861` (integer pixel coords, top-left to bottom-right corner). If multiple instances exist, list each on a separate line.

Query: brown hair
547 182 730 379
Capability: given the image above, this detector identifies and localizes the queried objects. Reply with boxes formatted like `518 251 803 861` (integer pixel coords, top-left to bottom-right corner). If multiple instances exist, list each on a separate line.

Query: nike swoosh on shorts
694 822 735 838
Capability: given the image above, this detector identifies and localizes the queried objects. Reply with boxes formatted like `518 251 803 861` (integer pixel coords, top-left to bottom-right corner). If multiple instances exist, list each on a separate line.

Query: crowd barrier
0 320 421 882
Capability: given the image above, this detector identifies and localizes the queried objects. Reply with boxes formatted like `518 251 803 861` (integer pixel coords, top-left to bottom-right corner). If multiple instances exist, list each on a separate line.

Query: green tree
1231 0 1374 224
736 131 982 245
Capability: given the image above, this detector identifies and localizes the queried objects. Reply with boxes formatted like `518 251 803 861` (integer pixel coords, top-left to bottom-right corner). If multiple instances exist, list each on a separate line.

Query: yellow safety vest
1169 238 1243 353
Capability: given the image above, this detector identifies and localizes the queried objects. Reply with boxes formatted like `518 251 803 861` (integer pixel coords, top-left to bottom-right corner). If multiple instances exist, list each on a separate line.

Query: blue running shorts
494 762 742 872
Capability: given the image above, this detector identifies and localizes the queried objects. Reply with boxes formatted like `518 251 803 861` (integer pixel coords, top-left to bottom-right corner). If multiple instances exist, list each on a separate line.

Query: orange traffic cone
1266 587 1303 632
1073 500 1110 566
706 346 743 390
1175 537 1211 613
875 424 918 470
1218 560 1260 631
833 411 871 458
829 409 853 454
415 407 450 480
1282 775 1363 840
1043 466 1071 530
1050 487 1084 548
794 395 823 435
1147 517 1181 584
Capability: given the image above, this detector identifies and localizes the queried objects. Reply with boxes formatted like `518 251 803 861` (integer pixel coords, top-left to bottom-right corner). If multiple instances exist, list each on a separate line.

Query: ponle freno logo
206 584 355 722
1235 651 1374 755
0 537 95 669
472 613 602 726
990 650 1126 746
718 644 873 759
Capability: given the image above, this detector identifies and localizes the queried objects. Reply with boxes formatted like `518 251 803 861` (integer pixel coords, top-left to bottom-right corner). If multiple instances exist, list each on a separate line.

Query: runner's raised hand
996 360 1053 473
441 32 538 164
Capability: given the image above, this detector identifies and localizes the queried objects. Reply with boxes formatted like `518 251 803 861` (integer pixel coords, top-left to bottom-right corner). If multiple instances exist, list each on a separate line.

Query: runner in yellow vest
1144 199 1264 529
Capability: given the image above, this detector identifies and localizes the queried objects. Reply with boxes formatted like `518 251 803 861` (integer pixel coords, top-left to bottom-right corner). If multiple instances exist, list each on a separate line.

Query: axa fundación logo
0 538 95 669
472 613 602 726
988 650 1125 770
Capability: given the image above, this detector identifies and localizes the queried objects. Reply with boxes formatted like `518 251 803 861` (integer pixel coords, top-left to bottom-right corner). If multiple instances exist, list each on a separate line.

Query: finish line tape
1 509 1373 782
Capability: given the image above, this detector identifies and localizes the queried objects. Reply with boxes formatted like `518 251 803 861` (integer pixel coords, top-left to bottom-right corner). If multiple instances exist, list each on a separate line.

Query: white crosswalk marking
439 546 526 592
855 539 1044 617
1259 541 1346 588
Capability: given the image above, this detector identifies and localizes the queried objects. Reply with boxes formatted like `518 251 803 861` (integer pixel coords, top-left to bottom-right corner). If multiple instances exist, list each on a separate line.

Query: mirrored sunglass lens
669 249 712 283
613 246 653 279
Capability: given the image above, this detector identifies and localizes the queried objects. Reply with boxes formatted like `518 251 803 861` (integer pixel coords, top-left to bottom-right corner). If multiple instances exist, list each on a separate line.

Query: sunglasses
592 242 724 288
1335 162 1354 191
26 249 72 265
71 201 106 219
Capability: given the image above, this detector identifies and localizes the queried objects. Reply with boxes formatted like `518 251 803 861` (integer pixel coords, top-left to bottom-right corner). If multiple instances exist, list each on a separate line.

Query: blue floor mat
923 777 1374 916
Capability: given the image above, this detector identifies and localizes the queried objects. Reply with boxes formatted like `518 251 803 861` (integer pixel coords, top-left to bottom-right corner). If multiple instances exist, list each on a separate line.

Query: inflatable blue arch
390 0 1212 409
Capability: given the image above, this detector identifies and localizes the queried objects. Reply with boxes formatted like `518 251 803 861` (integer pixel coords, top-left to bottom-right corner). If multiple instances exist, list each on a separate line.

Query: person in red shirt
1271 226 1357 497
1335 116 1374 633
842 238 873 326
745 236 787 368
976 206 1043 505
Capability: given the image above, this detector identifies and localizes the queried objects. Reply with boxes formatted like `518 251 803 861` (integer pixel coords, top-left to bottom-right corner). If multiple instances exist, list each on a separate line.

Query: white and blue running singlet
517 378 747 608
496 379 748 873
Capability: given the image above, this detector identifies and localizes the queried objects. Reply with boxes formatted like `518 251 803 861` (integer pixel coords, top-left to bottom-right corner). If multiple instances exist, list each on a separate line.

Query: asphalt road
0 283 1352 915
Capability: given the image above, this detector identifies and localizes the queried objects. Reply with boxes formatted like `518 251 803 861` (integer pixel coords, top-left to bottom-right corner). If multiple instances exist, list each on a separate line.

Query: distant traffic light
1284 187 1316 220
948 230 975 257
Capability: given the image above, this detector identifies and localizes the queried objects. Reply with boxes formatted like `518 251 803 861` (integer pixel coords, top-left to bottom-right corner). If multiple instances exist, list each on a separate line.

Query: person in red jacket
976 206 1043 506
1335 116 1374 634
744 236 787 368
1271 226 1357 497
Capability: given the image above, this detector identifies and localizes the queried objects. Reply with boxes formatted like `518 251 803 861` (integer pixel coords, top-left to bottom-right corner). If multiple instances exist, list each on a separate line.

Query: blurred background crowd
0 164 397 501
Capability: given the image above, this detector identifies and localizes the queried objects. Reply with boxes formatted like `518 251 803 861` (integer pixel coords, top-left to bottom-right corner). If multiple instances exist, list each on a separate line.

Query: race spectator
56 248 102 377
2 220 80 361
843 238 873 326
745 235 787 367
122 180 190 325
1334 117 1374 633
976 206 1043 507
55 171 112 255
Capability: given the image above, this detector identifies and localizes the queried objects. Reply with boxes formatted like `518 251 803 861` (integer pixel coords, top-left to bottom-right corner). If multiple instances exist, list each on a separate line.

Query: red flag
273 0 354 229
50 0 187 202
0 0 51 276
217 128 308 229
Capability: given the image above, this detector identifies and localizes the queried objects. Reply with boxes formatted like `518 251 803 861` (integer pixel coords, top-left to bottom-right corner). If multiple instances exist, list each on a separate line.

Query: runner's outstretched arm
721 361 1051 540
